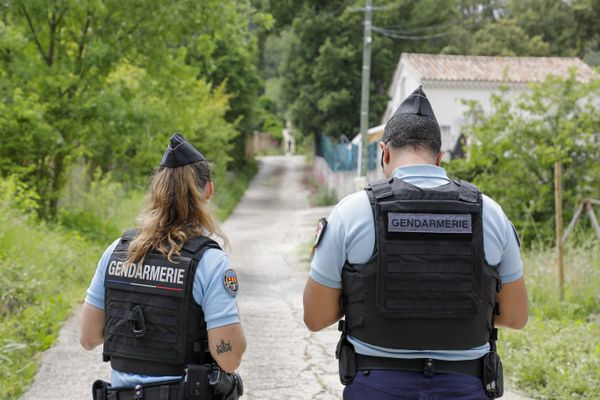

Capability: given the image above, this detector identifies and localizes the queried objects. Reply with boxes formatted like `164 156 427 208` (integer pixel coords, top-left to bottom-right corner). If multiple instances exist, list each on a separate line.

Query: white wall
386 62 529 154
383 64 421 123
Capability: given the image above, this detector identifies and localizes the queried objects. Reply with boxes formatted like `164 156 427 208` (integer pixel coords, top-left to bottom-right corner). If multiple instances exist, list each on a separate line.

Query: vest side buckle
423 358 435 377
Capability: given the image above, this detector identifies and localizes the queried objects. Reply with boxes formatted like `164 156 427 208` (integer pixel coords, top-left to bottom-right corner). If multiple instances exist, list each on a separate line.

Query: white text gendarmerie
107 260 185 285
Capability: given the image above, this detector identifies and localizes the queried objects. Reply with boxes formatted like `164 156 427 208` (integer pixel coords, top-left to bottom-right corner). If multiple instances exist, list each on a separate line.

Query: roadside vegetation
500 240 600 399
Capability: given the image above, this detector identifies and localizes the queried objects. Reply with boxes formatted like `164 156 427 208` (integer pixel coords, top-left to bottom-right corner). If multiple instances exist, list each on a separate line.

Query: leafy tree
0 0 173 217
471 19 550 56
447 74 600 245
0 1 264 217
178 0 273 168
280 0 455 142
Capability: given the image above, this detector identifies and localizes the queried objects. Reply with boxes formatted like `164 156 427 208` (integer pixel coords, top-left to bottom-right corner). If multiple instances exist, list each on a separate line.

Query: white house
375 53 598 158
324 53 598 198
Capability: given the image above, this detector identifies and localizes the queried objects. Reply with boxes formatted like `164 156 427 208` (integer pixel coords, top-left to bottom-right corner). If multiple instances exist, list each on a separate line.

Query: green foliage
447 75 600 245
58 168 144 243
470 19 550 56
500 242 600 399
276 0 456 140
0 1 268 218
211 160 259 222
0 185 104 399
256 96 284 140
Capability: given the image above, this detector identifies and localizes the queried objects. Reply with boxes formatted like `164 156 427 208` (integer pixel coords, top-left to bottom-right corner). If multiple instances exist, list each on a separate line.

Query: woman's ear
204 181 214 200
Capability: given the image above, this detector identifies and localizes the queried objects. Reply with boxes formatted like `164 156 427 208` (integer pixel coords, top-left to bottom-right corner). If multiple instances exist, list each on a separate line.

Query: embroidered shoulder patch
310 217 328 260
223 269 239 296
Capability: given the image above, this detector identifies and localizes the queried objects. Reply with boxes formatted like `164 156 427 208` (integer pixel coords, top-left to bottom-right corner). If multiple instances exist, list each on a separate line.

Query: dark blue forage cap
390 85 437 120
159 133 206 168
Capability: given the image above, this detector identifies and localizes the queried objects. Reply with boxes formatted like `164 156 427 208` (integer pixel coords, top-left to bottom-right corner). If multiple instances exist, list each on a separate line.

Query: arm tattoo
216 339 232 354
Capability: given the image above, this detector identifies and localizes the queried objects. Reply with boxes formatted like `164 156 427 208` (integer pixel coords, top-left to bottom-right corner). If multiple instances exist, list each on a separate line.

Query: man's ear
379 142 389 168
435 151 445 166
205 181 214 200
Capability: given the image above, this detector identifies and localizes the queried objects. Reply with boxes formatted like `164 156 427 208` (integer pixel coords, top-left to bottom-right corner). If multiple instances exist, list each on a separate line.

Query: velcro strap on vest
370 181 394 200
458 180 478 203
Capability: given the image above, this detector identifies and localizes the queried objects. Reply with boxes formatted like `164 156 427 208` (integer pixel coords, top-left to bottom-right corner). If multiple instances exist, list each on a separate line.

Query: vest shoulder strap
182 236 221 261
368 178 394 200
457 180 479 203
113 229 139 252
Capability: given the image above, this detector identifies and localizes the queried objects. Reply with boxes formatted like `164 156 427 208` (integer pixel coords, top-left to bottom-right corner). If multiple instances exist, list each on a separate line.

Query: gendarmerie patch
388 213 472 234
310 217 328 260
104 253 192 299
223 269 239 296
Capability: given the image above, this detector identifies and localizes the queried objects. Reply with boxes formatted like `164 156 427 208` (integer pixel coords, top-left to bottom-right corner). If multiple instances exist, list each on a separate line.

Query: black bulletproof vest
103 230 220 376
341 178 500 350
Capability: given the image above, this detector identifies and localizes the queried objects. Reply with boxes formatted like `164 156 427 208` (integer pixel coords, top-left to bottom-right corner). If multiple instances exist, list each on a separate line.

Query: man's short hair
382 113 441 157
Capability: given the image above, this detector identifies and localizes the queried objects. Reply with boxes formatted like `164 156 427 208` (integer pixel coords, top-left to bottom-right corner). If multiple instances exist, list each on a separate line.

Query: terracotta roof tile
402 53 599 83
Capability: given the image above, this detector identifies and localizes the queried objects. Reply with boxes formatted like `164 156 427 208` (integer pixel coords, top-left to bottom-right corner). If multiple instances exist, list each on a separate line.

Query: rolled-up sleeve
498 218 523 284
85 239 120 309
193 249 240 330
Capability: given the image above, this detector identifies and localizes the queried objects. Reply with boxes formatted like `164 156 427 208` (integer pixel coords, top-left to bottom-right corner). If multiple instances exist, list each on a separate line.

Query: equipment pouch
185 364 212 400
483 351 504 398
335 335 357 385
92 380 109 400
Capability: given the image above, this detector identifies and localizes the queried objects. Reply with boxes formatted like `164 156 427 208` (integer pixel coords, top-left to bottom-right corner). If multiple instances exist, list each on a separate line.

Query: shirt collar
391 164 450 181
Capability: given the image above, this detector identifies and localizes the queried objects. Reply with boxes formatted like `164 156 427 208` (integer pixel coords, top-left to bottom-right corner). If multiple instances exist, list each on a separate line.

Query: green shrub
212 160 258 221
0 202 102 399
500 241 600 399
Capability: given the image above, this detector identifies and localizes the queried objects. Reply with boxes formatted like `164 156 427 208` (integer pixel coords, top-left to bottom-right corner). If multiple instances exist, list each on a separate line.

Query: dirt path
21 156 531 400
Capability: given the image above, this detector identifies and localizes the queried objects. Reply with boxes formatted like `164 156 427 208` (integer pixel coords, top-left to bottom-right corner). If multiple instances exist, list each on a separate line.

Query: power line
371 25 449 40
381 19 458 34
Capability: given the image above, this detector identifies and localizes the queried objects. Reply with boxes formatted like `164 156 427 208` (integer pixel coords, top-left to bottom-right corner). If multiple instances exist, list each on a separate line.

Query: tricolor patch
223 269 239 296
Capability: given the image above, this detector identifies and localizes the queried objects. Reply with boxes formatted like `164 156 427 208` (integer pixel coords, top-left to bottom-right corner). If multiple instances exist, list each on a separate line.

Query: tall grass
0 189 105 399
500 240 600 399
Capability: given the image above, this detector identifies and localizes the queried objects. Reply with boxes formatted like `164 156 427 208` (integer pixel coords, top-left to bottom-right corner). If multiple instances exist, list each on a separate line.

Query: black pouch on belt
483 351 504 398
185 364 213 400
92 380 109 400
335 334 357 385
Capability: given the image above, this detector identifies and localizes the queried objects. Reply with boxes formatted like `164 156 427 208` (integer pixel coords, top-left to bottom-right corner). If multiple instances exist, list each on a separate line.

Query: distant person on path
303 87 528 399
80 133 245 400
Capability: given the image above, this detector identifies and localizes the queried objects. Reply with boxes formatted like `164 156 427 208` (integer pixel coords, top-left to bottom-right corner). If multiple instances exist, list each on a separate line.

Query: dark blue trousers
343 370 488 400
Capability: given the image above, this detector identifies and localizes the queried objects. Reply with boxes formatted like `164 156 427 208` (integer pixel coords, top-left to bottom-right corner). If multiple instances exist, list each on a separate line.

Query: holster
335 333 357 385
92 380 109 400
483 351 504 398
185 364 213 400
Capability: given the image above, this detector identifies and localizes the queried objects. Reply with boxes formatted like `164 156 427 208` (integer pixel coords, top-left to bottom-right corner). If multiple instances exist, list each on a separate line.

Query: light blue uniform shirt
85 238 240 387
310 165 523 361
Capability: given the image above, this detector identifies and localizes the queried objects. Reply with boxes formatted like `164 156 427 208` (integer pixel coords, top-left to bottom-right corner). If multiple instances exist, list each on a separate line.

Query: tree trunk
48 152 66 219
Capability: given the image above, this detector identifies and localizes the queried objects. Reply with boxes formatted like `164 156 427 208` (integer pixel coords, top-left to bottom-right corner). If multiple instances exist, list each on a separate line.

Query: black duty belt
356 354 483 379
96 380 182 400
